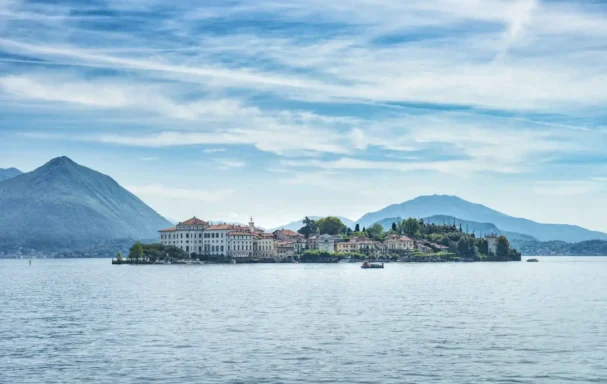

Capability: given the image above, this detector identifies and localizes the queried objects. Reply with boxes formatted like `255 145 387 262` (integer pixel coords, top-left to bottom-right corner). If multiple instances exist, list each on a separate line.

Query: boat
361 261 384 269
230 259 236 264
527 258 539 262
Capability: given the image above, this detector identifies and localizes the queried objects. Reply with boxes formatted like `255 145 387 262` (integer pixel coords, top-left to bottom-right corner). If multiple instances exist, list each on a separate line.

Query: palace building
159 217 275 258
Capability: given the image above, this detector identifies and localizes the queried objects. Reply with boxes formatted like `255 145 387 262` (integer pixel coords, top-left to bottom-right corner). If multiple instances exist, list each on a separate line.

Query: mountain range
2 157 606 255
373 215 537 247
0 167 23 182
272 195 607 244
0 157 171 252
356 195 607 243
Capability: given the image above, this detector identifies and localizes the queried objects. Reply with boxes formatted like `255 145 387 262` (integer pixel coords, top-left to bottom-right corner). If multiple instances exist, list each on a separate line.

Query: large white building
159 217 276 259
159 217 207 255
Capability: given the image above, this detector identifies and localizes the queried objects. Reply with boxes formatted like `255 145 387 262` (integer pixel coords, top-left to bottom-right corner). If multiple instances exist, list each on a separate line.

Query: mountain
358 195 607 243
0 167 23 182
0 156 172 252
270 216 355 232
373 215 536 244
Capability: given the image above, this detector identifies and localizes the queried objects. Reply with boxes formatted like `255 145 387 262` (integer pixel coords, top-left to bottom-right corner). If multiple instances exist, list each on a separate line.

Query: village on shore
114 216 521 264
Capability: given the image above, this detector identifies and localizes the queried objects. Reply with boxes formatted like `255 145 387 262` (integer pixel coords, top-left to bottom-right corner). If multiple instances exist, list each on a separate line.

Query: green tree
116 251 123 262
496 236 510 260
403 218 421 238
129 242 144 262
366 223 385 240
316 216 347 235
391 222 397 231
396 220 405 235
355 224 360 232
298 216 318 238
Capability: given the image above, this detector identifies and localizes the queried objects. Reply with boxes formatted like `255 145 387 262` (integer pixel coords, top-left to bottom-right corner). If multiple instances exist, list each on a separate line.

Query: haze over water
1 258 606 383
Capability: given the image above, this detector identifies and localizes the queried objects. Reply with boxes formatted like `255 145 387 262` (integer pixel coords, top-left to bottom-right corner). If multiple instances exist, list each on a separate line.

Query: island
113 216 521 265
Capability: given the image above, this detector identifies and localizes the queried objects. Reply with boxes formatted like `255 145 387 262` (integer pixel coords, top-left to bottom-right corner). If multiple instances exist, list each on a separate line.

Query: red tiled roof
227 231 254 236
207 224 242 230
259 233 275 238
274 229 302 237
178 217 208 226
159 227 177 232
207 223 263 231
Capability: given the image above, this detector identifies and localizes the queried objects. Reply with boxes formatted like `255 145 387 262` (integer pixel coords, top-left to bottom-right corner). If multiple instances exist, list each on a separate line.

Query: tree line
298 216 521 261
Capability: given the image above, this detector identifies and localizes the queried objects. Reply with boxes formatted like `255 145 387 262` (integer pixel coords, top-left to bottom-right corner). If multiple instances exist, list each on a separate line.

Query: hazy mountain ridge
357 195 607 243
373 215 536 244
0 157 172 252
0 167 23 182
269 216 355 233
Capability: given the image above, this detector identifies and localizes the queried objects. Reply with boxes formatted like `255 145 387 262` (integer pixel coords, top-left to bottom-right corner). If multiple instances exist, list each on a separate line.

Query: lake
1 257 606 383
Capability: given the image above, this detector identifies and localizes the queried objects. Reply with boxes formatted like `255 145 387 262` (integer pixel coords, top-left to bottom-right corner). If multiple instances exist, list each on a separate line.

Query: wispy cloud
202 148 226 154
139 157 158 161
126 184 234 202
213 159 246 170
3 0 607 230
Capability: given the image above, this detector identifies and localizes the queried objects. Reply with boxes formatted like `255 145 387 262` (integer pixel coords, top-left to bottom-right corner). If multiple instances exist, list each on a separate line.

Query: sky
1 0 607 231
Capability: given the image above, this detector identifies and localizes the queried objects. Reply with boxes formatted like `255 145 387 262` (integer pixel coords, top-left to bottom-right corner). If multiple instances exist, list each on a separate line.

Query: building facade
159 217 275 258
159 217 208 255
486 235 498 256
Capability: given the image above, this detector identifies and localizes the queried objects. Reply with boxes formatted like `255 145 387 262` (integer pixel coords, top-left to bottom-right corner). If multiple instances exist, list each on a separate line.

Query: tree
496 236 510 260
116 252 123 262
346 227 352 236
366 223 385 240
316 216 347 235
298 216 318 238
396 220 405 235
354 224 360 232
391 222 397 231
129 242 144 262
403 218 421 238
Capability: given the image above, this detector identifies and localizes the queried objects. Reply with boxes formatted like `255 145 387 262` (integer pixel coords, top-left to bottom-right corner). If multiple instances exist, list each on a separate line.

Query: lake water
1 257 606 383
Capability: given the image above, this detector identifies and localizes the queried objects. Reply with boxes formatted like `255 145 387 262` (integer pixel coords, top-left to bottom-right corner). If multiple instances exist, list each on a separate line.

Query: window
186 233 189 239
221 246 224 252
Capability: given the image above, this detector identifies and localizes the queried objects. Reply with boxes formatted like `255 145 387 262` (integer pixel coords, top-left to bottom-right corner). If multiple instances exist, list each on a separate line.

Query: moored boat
361 261 384 269
527 258 539 262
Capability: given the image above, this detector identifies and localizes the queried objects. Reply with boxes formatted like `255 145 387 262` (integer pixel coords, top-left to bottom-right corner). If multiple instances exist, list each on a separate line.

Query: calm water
1 258 606 384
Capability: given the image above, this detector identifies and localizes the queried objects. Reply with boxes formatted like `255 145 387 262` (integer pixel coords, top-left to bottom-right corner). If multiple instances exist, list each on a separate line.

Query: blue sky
2 0 607 231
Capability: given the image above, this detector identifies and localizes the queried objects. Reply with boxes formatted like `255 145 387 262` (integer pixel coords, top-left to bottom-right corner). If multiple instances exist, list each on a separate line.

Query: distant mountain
373 215 536 244
0 167 23 182
358 195 607 243
269 216 355 232
0 156 172 252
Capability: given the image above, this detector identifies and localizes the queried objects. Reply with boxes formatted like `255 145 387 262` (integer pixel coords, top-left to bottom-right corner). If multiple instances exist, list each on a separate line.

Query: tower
249 217 255 233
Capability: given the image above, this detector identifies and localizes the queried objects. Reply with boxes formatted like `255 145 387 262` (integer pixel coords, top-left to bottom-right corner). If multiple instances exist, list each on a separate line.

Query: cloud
126 184 234 202
532 180 601 196
213 159 246 170
202 148 226 153
0 74 254 120
139 157 158 161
